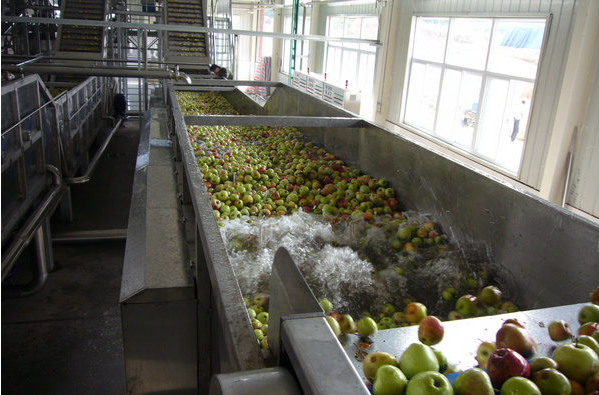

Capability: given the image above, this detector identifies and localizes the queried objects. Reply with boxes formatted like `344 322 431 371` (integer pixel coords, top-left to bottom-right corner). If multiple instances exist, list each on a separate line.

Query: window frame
399 14 551 177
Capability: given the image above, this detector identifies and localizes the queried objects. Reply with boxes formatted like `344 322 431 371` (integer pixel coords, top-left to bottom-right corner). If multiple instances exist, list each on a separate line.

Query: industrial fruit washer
120 80 599 394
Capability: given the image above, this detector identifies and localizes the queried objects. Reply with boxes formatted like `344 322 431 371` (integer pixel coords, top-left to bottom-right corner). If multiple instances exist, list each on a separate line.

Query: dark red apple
579 322 599 336
486 348 531 388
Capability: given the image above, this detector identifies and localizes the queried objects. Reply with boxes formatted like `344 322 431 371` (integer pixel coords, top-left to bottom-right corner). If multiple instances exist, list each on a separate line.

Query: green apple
382 303 395 316
357 316 378 338
479 285 503 306
531 368 571 395
254 329 264 341
319 298 333 314
529 356 559 374
363 351 398 383
247 307 257 320
577 335 599 358
500 376 541 395
325 316 341 337
456 295 478 317
475 341 496 369
338 314 356 334
432 348 448 373
553 342 599 383
453 368 493 395
372 365 407 395
259 335 268 349
256 312 269 325
579 303 599 325
399 342 439 379
406 371 453 395
251 318 262 329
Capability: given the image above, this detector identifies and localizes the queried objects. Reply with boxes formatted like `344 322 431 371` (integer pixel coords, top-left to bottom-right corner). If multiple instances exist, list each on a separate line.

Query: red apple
591 288 599 305
548 320 573 341
496 323 537 359
579 322 599 336
418 316 444 346
487 348 531 388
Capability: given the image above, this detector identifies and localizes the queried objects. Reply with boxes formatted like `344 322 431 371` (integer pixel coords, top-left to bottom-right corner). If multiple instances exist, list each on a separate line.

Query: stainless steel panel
209 367 302 395
184 114 363 127
225 85 599 309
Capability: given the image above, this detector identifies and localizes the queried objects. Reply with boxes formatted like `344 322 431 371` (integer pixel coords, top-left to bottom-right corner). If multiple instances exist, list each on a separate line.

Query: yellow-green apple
405 371 453 395
405 302 427 324
552 342 599 384
338 314 356 334
500 376 541 395
382 303 395 316
357 316 378 338
579 303 599 325
500 301 519 313
251 318 262 329
448 311 464 320
475 341 496 369
456 295 478 317
256 312 269 324
372 365 407 395
363 351 398 383
319 298 333 314
253 292 269 308
325 315 341 337
487 348 531 388
529 356 559 374
548 320 573 341
532 368 571 395
418 316 444 346
432 348 448 373
578 335 599 358
254 329 264 341
399 342 439 379
496 323 537 359
392 312 406 324
453 368 494 395
247 307 257 320
441 288 457 301
479 285 503 306
260 335 268 349
593 330 599 343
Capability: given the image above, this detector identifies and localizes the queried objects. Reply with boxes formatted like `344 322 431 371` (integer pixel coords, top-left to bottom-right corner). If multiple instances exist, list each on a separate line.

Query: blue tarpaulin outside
500 26 545 49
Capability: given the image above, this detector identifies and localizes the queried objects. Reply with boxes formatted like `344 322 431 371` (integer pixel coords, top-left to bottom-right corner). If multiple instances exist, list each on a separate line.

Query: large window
403 16 547 174
281 15 311 74
324 15 378 92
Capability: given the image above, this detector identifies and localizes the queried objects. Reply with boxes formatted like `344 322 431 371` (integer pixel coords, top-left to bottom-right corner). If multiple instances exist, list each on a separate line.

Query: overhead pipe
1 165 65 282
2 64 192 81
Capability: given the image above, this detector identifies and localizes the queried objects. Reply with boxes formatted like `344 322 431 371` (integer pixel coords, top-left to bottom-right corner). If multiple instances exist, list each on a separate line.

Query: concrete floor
2 120 141 395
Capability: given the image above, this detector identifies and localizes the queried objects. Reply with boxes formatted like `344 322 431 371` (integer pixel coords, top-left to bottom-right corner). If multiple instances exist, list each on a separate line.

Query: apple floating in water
455 294 478 318
486 348 531 388
418 315 444 346
478 285 503 307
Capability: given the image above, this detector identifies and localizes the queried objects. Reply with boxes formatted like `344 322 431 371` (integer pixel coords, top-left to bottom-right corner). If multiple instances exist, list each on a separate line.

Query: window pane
412 17 449 63
436 70 481 148
342 50 358 87
445 18 492 70
329 16 344 37
404 62 441 132
361 16 378 39
476 78 509 160
488 19 546 79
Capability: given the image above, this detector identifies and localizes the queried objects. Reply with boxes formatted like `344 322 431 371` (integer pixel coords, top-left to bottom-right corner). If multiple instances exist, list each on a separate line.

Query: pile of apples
244 292 270 350
354 288 599 395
